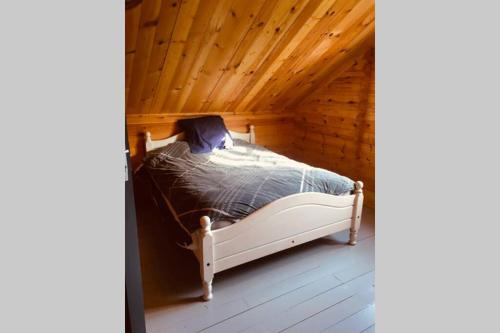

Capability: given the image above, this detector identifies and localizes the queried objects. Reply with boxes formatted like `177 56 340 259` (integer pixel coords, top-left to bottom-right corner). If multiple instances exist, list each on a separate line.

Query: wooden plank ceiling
125 0 374 115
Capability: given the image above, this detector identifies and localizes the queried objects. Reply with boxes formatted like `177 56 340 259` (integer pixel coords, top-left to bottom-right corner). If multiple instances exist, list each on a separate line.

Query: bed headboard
145 125 255 153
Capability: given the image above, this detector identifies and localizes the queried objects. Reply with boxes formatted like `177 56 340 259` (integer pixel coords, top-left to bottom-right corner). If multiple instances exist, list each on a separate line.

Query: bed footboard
196 181 364 301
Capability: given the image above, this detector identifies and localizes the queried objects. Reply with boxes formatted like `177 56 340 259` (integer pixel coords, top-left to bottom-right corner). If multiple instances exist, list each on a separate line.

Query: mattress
143 139 354 235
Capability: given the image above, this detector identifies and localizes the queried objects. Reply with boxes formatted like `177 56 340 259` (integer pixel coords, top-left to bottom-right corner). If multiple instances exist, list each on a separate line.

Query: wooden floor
135 178 375 333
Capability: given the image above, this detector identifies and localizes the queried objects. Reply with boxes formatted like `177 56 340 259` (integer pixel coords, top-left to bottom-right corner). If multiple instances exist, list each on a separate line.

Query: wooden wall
127 113 294 168
125 0 375 206
291 48 375 207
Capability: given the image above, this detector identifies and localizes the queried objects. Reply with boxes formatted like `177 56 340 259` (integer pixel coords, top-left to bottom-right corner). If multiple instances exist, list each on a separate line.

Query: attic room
6 1 500 332
125 0 375 331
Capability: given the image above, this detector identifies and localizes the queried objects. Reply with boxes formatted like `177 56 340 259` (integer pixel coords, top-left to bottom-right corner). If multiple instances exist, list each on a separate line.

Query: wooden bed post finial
349 181 364 246
200 216 212 234
199 216 214 301
249 125 255 144
145 131 153 153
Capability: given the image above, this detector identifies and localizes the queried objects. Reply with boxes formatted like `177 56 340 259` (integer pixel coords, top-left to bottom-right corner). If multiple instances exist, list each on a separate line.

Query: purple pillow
178 116 231 154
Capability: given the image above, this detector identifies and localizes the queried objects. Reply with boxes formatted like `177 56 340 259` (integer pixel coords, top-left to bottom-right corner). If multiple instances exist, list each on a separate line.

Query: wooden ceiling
125 0 374 115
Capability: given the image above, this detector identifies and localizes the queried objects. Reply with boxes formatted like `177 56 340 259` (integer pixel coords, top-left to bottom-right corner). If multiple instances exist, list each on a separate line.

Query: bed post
249 125 255 144
349 181 364 245
145 131 153 152
199 216 214 301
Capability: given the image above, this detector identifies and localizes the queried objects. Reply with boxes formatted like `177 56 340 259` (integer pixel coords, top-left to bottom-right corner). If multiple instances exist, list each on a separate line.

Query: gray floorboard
321 304 375 333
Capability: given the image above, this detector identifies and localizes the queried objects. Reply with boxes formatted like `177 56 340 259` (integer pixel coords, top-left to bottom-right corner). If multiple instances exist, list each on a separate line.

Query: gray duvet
143 139 354 233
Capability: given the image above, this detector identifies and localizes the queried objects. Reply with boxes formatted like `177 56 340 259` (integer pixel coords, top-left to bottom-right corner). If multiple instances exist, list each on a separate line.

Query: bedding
178 115 232 153
143 139 354 235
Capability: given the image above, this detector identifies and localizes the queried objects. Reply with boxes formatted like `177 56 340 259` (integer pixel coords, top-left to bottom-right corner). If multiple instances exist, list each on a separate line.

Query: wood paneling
126 0 375 207
125 0 375 114
127 113 294 168
292 48 375 207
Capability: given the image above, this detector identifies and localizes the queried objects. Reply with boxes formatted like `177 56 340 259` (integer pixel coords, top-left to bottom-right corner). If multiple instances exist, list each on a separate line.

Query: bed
142 125 363 301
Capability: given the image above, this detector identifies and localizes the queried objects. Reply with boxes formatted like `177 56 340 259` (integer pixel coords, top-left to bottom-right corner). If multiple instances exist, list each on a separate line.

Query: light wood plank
126 0 375 116
149 0 201 113
160 0 233 113
291 48 375 207
245 0 361 111
137 0 182 110
282 17 374 107
252 0 374 111
232 0 338 113
179 0 268 114
204 0 310 113
126 0 162 112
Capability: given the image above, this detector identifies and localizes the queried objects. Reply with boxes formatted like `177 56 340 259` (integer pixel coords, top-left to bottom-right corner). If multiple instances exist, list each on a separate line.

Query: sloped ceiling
125 0 374 115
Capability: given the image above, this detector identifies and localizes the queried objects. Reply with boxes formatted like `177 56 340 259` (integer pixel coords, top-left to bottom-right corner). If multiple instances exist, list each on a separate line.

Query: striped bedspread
143 139 354 234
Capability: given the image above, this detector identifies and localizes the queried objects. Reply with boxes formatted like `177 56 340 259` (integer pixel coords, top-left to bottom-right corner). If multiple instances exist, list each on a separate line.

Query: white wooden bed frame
145 125 363 301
